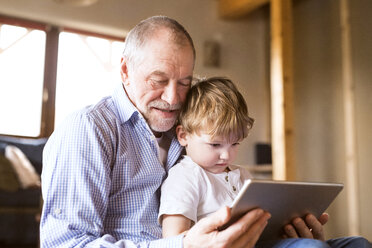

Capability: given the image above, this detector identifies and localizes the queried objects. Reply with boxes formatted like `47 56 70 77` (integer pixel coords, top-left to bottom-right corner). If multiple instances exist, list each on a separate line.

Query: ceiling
0 0 268 37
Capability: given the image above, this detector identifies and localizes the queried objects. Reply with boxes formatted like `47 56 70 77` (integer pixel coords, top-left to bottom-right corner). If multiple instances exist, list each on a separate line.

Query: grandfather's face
121 30 194 136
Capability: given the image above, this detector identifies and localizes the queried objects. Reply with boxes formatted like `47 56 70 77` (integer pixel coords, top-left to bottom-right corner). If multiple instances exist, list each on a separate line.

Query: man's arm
40 112 117 247
40 112 186 248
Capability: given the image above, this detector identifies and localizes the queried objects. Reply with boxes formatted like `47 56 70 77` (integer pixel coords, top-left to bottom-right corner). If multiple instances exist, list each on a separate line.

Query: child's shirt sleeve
158 161 202 224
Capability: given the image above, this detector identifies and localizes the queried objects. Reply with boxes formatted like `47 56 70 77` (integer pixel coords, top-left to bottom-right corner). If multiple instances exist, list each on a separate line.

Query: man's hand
283 213 329 241
183 206 271 248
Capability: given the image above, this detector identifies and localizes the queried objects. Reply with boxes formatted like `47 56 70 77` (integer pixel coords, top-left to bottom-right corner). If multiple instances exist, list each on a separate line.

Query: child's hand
283 213 329 241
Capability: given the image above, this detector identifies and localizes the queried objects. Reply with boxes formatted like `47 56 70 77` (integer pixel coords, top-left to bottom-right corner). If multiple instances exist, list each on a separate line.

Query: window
0 16 124 137
0 24 46 137
55 31 123 128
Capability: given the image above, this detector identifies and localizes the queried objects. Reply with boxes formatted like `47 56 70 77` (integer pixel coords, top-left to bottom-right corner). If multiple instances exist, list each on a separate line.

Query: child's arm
162 214 192 238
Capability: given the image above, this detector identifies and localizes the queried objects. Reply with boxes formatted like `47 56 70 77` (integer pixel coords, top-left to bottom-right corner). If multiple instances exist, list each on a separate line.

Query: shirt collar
112 83 139 124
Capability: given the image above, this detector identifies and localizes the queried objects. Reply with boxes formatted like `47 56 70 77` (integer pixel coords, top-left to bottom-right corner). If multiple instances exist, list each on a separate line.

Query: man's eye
150 79 167 86
232 143 240 146
178 81 191 87
178 78 192 87
153 79 167 84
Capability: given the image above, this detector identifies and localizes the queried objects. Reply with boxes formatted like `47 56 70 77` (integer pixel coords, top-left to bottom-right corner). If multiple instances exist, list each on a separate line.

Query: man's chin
149 119 176 133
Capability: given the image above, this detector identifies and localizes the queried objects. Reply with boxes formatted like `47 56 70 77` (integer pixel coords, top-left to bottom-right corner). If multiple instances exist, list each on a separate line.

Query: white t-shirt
159 155 252 224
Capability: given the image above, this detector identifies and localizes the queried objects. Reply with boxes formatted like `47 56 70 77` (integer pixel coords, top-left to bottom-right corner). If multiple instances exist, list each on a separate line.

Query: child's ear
176 125 188 147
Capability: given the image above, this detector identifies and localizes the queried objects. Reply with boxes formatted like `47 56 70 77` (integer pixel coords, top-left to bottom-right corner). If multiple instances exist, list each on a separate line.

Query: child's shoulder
170 156 204 174
165 156 206 189
229 164 253 179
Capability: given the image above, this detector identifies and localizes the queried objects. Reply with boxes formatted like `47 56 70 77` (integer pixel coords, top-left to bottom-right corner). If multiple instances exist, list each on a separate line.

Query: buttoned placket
136 114 164 167
224 171 238 194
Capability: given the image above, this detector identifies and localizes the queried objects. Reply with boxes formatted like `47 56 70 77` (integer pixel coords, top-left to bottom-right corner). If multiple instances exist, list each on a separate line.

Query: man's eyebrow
150 70 167 77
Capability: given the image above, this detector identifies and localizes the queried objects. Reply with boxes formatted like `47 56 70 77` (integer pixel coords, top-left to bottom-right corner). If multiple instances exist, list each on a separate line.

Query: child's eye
232 143 240 146
209 143 220 147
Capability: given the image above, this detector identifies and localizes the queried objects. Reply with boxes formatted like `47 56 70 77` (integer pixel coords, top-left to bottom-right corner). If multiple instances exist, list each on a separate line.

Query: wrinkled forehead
133 37 195 76
147 31 193 58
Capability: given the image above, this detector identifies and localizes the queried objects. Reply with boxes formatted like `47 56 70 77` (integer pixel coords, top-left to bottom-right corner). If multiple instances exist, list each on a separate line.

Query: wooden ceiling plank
219 0 270 19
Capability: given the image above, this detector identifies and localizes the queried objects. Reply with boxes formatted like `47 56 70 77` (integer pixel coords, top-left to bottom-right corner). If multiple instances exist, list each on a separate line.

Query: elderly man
40 16 370 248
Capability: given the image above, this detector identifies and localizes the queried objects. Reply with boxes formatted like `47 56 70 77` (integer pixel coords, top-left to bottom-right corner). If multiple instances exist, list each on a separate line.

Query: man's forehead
149 70 193 81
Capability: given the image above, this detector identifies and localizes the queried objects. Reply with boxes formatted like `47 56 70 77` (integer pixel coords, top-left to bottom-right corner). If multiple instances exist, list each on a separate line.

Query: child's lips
216 163 227 167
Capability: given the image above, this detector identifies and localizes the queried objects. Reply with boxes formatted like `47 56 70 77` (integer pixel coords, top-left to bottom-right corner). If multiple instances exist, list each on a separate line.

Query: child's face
177 126 240 174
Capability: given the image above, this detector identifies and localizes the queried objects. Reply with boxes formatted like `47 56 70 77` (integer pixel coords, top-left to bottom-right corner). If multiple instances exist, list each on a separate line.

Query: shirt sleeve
159 163 201 224
40 111 183 248
86 234 184 248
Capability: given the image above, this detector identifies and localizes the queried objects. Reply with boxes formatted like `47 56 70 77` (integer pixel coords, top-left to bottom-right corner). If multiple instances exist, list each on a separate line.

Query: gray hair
122 16 196 66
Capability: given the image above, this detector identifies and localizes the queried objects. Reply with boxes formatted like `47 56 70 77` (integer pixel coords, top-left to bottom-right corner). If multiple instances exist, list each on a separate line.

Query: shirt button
54 208 61 215
225 176 229 182
232 186 236 191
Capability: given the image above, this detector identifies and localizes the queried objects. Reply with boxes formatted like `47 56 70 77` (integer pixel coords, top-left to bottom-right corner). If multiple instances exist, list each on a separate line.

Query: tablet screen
219 179 343 241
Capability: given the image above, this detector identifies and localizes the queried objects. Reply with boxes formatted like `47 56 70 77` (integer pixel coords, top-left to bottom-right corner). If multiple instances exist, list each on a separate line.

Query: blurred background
0 0 371 247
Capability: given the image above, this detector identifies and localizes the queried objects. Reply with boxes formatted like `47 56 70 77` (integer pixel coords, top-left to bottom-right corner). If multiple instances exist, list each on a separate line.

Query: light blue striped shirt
40 83 184 247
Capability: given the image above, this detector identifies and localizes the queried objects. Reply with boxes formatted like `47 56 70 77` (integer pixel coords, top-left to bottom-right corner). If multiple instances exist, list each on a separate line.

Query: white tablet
219 179 343 241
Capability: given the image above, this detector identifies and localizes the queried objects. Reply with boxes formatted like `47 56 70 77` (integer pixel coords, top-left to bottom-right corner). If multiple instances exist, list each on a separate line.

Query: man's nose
161 82 178 106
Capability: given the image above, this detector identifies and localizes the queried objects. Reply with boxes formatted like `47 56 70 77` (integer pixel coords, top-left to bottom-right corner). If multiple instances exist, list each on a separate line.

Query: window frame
0 15 124 139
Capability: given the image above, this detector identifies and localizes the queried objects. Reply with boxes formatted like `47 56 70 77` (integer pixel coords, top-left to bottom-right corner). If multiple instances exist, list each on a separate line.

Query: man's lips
152 107 179 117
153 108 176 112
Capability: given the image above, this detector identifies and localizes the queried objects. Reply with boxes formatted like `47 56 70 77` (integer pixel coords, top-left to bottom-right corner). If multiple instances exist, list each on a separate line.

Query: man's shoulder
84 96 118 122
52 96 122 141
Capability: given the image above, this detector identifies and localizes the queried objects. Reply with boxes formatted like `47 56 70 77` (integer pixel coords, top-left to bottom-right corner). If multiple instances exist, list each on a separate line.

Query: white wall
293 0 372 240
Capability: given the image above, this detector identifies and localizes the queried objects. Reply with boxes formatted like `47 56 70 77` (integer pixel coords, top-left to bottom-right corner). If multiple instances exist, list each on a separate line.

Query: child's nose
220 150 230 160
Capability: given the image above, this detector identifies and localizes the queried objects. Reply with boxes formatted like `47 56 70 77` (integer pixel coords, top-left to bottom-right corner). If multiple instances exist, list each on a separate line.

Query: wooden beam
340 0 360 235
219 0 270 19
40 26 59 137
270 0 295 180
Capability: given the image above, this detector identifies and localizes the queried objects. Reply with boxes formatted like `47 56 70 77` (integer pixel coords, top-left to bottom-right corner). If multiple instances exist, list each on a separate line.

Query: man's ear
176 125 188 147
120 57 130 86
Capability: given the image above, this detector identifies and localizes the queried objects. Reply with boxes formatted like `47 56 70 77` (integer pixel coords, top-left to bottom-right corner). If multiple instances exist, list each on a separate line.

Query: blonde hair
178 77 254 142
